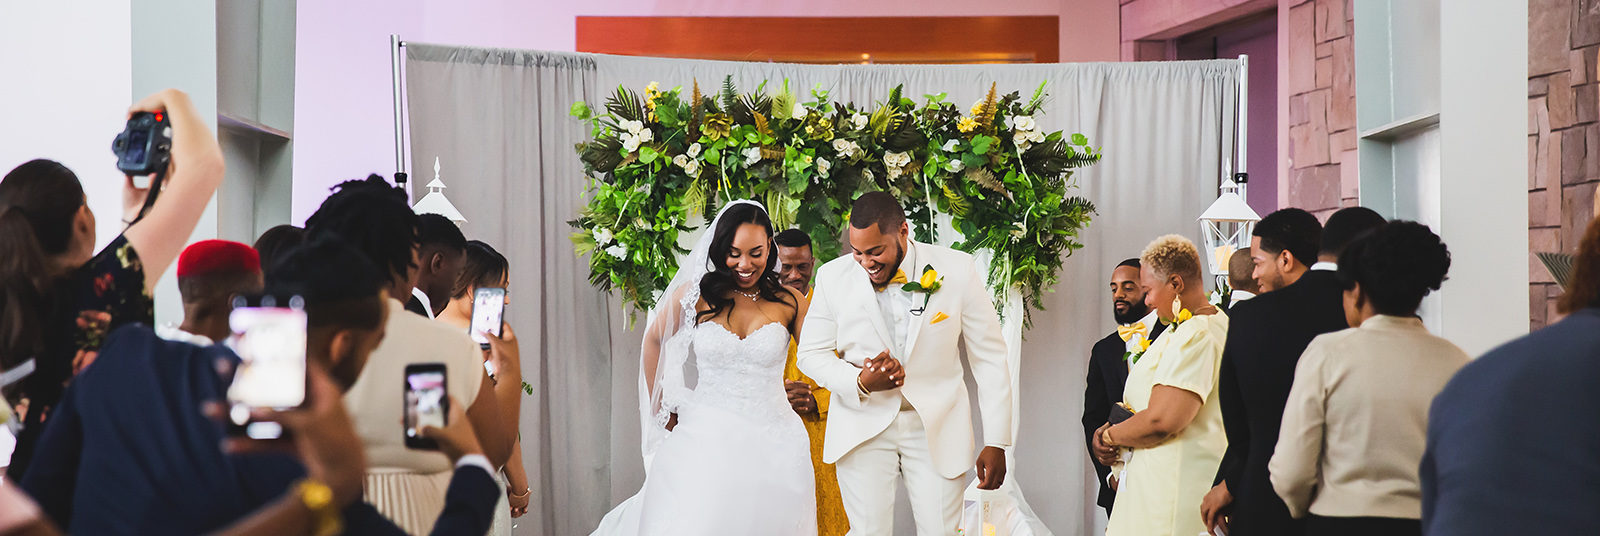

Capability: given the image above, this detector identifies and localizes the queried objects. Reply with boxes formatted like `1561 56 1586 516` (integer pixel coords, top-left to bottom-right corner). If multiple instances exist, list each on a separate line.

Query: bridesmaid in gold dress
776 229 849 536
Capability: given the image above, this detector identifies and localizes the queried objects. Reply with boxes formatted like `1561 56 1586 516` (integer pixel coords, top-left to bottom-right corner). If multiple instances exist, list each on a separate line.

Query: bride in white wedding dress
592 200 817 535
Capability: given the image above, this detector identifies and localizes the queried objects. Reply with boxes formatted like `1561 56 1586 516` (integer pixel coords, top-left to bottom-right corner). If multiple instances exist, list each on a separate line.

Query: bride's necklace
733 288 760 302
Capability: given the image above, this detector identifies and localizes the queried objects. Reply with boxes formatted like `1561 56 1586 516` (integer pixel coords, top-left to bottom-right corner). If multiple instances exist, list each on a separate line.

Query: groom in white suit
798 192 1013 535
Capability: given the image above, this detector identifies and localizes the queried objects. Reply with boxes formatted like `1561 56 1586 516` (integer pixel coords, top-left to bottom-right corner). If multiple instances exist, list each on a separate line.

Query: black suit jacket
405 294 431 317
1422 308 1600 535
1082 320 1167 513
21 325 499 535
1213 269 1347 535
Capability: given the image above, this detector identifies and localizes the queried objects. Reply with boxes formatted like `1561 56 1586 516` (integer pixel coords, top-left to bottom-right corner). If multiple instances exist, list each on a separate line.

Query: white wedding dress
592 200 816 536
593 321 817 535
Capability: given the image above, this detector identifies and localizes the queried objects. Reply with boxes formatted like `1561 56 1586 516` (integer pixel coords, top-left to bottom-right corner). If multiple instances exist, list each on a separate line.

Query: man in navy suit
1201 207 1385 536
1421 219 1600 535
1082 258 1167 515
21 236 499 535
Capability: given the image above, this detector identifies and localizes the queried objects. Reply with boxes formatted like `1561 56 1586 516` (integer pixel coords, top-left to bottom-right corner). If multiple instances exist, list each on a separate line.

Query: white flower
883 151 912 169
887 166 904 179
743 146 762 166
593 227 613 244
605 243 628 259
945 159 965 173
849 114 868 130
1003 116 1013 130
816 157 831 177
941 139 961 153
863 169 874 181
1013 115 1036 132
1013 131 1032 148
636 128 653 143
686 143 702 158
672 154 690 169
683 159 701 176
1028 130 1045 143
620 120 644 134
831 139 860 159
621 133 642 153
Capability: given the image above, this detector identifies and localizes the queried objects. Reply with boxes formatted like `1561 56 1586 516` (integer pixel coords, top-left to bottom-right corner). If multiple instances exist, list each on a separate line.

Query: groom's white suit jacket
797 240 1013 478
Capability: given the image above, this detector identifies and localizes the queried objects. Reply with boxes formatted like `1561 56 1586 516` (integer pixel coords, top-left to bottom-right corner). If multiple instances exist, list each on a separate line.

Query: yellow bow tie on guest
1117 322 1148 342
875 269 909 292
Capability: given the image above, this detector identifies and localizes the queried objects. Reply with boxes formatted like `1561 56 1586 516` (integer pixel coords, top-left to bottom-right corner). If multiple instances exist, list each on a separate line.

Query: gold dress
785 338 850 536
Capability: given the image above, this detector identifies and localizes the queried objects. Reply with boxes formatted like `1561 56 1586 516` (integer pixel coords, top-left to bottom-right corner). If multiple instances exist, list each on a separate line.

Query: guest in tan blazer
1269 221 1468 536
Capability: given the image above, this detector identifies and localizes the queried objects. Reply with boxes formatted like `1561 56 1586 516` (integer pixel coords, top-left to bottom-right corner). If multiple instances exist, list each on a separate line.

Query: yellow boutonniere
1138 337 1152 352
1124 335 1152 364
901 265 942 315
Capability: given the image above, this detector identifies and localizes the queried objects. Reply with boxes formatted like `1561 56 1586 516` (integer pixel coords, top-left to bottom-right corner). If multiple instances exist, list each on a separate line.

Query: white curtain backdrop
403 43 1238 536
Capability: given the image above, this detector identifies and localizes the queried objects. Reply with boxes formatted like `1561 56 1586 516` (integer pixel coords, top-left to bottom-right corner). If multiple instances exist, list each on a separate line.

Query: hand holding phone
224 299 308 440
404 364 449 450
470 288 506 349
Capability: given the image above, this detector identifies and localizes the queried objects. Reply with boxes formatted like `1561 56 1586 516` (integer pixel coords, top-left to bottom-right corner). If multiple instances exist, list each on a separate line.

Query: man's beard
1113 299 1149 325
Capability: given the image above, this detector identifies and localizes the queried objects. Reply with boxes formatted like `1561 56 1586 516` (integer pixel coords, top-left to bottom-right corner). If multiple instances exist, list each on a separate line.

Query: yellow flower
957 116 979 133
919 268 939 288
1176 308 1193 323
1138 337 1152 352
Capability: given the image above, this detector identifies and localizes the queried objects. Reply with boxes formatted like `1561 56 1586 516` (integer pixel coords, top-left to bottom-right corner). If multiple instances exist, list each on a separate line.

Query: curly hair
1336 221 1451 316
1139 234 1203 283
304 174 419 285
1558 216 1600 314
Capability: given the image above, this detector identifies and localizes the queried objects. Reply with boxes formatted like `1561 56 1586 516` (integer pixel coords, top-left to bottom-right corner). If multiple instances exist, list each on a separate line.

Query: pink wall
291 0 1121 222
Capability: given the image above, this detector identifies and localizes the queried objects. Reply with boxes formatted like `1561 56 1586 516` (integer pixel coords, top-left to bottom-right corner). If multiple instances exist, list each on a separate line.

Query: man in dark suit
21 236 499 535
1082 258 1167 515
406 213 467 318
1201 207 1385 535
1421 218 1600 536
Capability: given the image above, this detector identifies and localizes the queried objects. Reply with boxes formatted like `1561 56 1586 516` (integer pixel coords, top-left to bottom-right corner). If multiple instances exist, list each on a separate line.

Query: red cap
177 240 261 278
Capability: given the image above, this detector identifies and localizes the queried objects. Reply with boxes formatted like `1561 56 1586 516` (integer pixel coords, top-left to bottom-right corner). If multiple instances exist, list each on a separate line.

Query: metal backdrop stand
391 34 410 196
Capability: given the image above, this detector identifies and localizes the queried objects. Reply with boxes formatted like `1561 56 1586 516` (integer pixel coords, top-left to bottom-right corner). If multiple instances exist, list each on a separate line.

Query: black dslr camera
112 111 173 224
112 111 172 177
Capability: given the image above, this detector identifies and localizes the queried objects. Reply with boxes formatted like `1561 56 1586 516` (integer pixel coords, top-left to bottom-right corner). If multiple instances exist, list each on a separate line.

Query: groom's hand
857 351 904 392
975 446 1007 490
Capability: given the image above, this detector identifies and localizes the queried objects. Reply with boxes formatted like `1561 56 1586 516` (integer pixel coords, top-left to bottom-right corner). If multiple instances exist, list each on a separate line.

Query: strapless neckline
700 321 786 341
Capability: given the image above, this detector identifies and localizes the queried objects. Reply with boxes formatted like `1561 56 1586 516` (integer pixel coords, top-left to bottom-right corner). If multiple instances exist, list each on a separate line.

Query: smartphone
470 287 506 350
224 298 308 440
404 363 449 450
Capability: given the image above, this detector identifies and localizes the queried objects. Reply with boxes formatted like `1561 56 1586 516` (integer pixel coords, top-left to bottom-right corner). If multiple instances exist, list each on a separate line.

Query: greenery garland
569 77 1100 328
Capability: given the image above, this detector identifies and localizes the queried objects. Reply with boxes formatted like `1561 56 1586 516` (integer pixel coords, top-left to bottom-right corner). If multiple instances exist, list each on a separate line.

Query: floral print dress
8 235 152 479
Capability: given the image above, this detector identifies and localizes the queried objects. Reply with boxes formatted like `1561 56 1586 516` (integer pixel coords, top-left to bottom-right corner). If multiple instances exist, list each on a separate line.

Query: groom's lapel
843 260 895 354
904 243 940 358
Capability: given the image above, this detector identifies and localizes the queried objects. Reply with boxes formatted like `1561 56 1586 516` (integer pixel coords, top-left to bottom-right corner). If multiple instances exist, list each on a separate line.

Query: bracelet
292 478 343 536
1101 427 1119 449
508 486 531 499
857 376 871 395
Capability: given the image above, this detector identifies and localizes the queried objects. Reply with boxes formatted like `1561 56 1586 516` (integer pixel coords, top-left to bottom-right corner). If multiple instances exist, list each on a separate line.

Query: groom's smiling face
848 220 909 286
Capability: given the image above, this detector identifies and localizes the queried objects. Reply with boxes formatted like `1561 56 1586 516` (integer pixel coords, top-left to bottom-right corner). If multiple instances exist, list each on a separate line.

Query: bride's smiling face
725 223 771 289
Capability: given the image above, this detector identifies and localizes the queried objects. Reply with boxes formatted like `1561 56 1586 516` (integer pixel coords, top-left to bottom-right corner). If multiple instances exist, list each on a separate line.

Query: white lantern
1197 179 1259 281
412 157 468 226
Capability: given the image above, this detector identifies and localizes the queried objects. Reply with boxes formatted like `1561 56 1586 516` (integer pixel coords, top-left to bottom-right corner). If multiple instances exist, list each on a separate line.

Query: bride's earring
1172 296 1184 319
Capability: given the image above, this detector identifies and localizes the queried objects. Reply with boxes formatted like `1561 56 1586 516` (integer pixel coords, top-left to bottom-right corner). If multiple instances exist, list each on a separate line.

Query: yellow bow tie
875 269 909 292
1117 322 1148 342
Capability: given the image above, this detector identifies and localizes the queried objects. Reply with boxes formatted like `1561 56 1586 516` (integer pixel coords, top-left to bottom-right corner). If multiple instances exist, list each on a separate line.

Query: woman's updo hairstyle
1336 221 1450 316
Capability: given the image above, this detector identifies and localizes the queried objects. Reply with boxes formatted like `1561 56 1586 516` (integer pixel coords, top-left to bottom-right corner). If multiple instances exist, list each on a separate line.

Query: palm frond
1064 195 1097 216
753 111 773 139
1025 81 1048 114
886 84 904 110
578 137 625 173
684 178 708 219
606 85 645 122
772 79 797 121
942 183 970 216
965 167 1010 198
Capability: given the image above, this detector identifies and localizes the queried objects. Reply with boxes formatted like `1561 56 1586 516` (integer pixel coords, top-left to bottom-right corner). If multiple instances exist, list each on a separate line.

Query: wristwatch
294 478 343 536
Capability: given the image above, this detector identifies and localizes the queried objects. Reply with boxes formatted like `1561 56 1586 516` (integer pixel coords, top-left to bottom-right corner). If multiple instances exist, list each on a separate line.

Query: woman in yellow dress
1092 234 1228 536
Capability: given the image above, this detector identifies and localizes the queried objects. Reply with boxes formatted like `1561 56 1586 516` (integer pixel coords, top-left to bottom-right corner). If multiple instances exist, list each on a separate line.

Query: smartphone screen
404 364 448 449
470 287 506 345
225 306 308 439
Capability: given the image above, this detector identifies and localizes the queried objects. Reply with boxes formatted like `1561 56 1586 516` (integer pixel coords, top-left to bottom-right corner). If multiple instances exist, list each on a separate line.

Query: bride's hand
666 413 679 431
785 380 817 417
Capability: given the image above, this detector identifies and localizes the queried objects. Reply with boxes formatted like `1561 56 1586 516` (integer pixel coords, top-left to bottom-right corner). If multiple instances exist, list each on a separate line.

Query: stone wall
1284 0 1357 219
1528 0 1600 330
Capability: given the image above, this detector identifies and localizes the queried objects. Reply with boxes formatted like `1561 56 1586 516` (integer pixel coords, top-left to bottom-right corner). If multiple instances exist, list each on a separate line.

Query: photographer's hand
121 89 226 293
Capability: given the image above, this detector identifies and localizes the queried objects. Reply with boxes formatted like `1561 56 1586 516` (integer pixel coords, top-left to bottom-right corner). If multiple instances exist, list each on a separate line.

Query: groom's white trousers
836 408 966 536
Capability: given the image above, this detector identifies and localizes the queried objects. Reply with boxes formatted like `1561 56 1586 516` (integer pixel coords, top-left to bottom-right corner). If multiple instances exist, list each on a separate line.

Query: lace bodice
687 322 795 426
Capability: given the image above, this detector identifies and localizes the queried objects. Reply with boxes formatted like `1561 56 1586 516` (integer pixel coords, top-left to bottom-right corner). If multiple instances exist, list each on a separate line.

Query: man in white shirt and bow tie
798 192 1013 536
